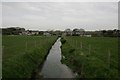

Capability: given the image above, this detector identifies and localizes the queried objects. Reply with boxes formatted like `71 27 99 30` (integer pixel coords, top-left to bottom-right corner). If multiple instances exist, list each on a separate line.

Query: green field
2 35 57 78
0 35 2 79
61 36 119 78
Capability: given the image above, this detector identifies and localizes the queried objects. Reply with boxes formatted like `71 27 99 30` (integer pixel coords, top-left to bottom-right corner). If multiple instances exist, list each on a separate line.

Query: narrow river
39 38 74 78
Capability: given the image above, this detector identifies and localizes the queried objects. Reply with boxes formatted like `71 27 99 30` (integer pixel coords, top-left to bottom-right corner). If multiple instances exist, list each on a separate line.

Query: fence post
75 40 77 56
2 46 4 54
81 63 84 77
76 40 77 47
25 41 27 51
35 40 36 48
81 42 82 49
89 44 91 55
108 49 111 68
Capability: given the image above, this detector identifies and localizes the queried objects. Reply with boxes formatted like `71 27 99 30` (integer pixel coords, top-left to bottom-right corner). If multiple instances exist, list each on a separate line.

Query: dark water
39 38 74 78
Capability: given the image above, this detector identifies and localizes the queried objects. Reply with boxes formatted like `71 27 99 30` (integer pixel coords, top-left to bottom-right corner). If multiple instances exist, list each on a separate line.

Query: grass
0 35 2 79
2 35 57 79
61 36 119 78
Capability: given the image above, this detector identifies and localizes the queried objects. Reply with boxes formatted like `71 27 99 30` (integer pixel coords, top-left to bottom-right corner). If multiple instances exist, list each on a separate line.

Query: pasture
2 35 57 78
61 36 119 78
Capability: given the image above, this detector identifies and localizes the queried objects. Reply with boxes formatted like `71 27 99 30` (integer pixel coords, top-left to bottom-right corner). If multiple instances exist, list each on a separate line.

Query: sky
1 0 119 2
2 2 118 31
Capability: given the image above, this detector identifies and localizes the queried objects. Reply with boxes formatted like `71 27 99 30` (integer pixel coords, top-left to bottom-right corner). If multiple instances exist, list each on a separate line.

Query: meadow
61 36 119 78
2 35 57 79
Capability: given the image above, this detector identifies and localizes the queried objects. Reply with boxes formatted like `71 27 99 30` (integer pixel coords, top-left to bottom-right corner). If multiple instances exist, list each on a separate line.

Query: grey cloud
2 2 118 31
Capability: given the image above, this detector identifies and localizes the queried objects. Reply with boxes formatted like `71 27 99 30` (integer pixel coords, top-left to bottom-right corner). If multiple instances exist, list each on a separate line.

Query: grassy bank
2 35 57 79
61 36 119 78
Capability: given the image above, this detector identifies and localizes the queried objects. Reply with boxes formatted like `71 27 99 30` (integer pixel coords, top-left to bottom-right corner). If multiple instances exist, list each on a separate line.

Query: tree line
1 27 120 37
92 29 120 37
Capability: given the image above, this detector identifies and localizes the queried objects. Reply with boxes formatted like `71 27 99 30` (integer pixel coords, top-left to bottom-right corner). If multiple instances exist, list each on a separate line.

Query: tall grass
61 36 118 78
2 35 57 79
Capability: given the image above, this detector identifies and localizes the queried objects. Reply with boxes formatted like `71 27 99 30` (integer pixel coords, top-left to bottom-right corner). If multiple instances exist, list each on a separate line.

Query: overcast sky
2 2 118 31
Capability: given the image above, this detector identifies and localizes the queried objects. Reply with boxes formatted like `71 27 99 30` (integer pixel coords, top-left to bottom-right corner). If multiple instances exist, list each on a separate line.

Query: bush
61 38 66 44
69 48 75 53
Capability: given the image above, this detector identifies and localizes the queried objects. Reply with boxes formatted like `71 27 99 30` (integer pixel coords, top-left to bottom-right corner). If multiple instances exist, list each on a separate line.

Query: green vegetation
0 35 2 79
2 35 57 79
61 36 119 78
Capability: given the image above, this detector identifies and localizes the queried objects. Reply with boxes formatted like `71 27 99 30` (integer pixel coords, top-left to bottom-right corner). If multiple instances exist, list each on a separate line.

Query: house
72 28 85 36
79 28 85 36
72 28 80 36
19 30 40 35
84 35 92 37
64 28 72 36
39 31 44 35
84 31 92 37
31 31 39 35
19 30 30 35
43 31 51 36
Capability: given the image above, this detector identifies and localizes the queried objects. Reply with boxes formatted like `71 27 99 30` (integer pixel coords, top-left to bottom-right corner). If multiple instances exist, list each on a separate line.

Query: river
38 38 74 78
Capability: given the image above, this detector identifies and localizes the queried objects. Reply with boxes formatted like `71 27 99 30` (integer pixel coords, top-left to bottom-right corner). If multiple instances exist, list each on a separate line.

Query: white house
72 28 85 36
84 35 92 37
43 32 51 36
64 28 72 36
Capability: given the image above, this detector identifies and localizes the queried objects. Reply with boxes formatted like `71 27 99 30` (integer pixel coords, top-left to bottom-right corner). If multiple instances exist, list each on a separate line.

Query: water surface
40 38 74 78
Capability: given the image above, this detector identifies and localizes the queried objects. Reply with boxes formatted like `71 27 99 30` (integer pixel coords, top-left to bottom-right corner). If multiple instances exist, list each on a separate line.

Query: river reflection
40 38 74 78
